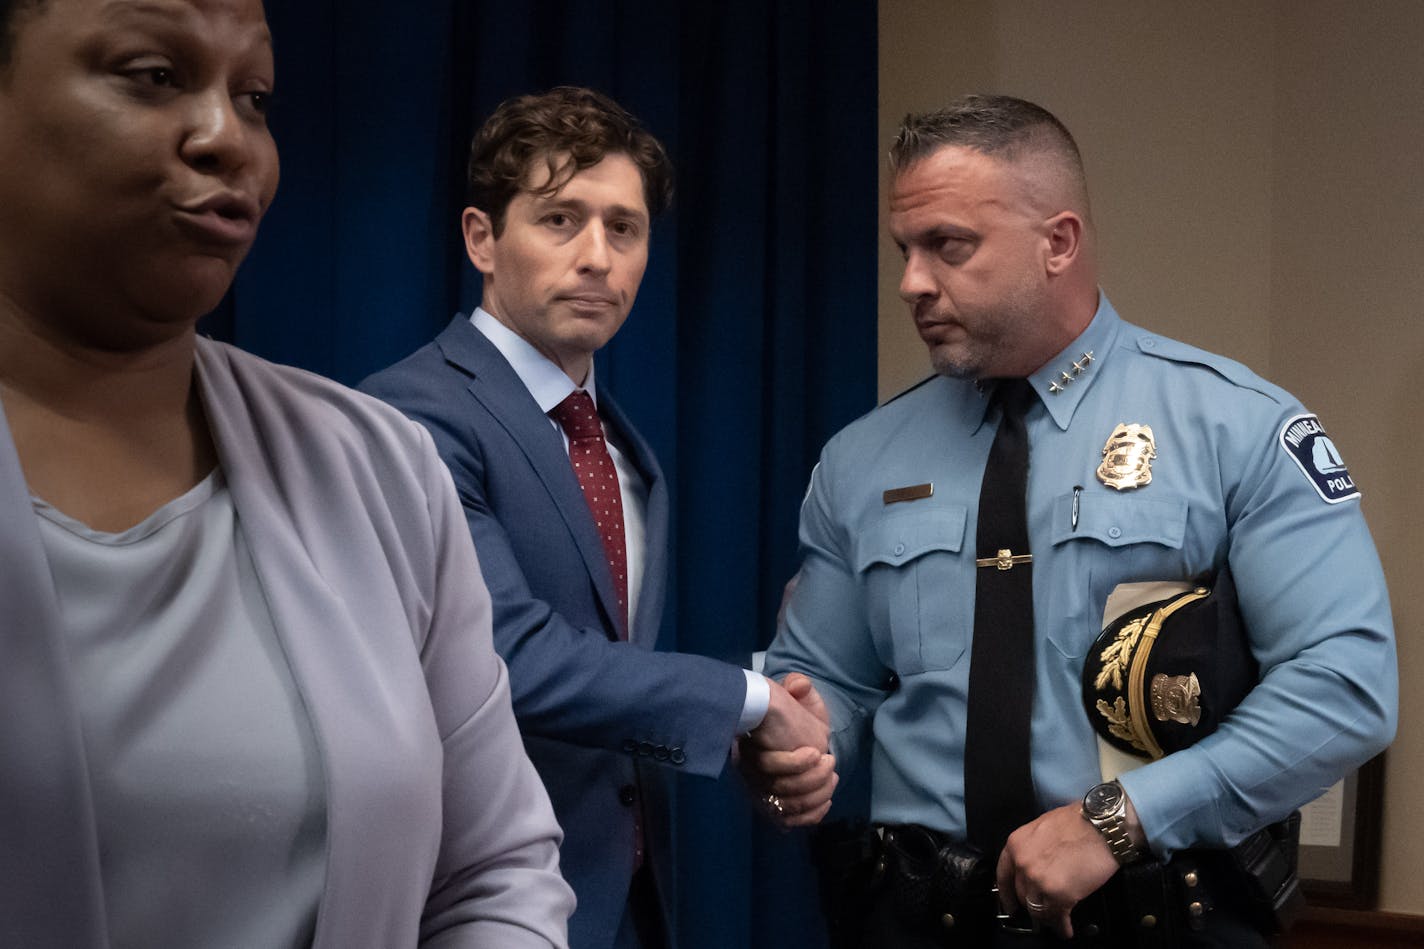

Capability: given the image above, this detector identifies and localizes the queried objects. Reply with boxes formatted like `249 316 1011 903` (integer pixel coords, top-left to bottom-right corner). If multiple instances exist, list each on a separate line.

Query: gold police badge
1097 423 1156 490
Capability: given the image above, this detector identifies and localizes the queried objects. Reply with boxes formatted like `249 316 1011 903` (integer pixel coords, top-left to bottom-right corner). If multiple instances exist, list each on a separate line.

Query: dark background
212 2 879 944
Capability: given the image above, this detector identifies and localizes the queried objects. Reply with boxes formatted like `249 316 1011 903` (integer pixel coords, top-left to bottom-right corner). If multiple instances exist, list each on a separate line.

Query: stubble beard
929 342 982 380
929 281 1050 382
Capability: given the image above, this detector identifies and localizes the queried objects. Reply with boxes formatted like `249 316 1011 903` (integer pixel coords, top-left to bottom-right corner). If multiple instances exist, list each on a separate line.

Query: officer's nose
898 250 938 303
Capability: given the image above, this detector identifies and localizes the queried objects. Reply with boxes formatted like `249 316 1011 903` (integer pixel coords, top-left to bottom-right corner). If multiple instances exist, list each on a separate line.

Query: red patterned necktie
550 389 643 872
549 390 629 634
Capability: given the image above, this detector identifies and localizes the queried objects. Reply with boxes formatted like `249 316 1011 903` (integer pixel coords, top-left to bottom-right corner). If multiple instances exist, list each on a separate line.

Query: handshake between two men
738 673 838 828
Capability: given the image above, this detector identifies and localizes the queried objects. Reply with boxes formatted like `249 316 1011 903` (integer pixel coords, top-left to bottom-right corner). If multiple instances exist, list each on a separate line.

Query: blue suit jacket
361 317 747 948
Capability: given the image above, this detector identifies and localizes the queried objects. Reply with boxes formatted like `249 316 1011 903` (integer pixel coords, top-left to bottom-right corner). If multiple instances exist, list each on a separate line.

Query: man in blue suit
361 87 834 949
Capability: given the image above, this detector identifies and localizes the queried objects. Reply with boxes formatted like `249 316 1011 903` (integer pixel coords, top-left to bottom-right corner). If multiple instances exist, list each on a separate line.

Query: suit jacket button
637 741 654 757
618 785 637 806
669 747 686 765
653 745 670 761
622 739 638 754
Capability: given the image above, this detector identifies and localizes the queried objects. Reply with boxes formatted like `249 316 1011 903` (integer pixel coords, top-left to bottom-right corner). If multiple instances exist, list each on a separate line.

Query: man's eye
939 238 972 262
545 213 572 227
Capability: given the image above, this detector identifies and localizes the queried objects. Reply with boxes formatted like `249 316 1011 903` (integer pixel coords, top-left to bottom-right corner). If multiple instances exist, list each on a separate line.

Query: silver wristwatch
1081 780 1143 865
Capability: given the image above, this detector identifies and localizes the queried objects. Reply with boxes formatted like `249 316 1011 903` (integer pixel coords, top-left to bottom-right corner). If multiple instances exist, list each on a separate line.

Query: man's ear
462 206 496 275
1043 211 1084 276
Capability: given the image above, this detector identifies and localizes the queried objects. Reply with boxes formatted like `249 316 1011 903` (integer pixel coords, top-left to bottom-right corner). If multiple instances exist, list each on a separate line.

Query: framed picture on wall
1298 752 1386 909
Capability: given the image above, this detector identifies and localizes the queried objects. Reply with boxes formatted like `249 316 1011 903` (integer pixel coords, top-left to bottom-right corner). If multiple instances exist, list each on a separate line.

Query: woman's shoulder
194 338 446 502
196 338 428 445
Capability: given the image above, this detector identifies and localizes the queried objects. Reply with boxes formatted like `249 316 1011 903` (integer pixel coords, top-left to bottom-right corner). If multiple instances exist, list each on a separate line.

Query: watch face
1084 782 1124 818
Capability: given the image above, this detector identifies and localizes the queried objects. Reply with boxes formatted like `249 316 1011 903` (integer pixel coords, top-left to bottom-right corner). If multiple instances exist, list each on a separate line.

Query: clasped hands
737 672 837 828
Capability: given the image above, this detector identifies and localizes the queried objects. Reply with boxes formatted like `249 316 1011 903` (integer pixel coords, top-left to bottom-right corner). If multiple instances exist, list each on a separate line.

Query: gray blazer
0 337 574 948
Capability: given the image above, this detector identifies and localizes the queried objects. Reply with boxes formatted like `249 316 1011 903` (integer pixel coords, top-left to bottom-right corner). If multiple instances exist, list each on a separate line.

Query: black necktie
964 379 1039 857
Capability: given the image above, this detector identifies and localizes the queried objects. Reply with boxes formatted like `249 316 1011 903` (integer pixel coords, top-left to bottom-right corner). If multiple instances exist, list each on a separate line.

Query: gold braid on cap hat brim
1123 587 1210 760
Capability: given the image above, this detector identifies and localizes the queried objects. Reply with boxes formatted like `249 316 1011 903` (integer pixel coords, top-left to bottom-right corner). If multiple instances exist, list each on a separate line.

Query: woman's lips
173 194 261 246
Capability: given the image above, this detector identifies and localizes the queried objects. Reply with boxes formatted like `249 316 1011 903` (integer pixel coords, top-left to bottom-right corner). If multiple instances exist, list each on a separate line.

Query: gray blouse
34 471 326 949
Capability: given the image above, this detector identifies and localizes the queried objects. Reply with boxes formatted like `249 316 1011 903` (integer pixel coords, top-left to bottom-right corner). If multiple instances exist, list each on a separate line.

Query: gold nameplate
975 548 1032 571
883 483 934 505
1097 423 1156 490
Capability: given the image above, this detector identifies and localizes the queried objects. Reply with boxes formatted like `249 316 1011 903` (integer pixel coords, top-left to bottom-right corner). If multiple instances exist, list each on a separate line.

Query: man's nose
576 222 613 275
898 250 938 303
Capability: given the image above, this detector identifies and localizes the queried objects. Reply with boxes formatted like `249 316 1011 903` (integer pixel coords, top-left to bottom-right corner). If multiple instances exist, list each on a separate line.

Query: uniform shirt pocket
853 504 970 674
1047 490 1191 659
1049 492 1188 549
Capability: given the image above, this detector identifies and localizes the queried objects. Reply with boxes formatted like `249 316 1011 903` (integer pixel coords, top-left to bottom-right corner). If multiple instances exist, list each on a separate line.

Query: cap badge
1097 423 1156 490
1150 673 1202 726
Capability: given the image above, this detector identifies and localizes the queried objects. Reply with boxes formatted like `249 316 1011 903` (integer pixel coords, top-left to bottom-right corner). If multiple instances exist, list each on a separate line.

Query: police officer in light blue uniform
761 96 1397 947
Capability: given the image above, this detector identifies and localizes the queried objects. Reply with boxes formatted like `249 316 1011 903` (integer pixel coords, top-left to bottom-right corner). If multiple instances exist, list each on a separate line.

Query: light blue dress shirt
765 295 1396 856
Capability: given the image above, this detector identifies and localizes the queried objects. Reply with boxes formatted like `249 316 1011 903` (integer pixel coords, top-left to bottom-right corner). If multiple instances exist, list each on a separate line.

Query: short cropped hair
467 86 674 236
0 0 46 68
890 94 1085 181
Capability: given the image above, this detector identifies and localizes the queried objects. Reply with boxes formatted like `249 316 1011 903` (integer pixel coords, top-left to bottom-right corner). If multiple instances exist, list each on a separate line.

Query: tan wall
879 0 1423 914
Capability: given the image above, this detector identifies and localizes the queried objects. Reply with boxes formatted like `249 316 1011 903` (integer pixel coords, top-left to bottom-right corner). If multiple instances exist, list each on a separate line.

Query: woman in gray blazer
0 0 573 946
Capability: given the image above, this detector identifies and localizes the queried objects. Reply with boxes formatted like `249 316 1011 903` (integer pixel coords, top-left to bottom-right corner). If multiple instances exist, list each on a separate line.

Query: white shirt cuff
738 670 772 733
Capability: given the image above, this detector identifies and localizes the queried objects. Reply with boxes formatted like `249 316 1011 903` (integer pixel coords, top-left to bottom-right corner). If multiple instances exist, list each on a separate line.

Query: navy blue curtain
224 3 878 946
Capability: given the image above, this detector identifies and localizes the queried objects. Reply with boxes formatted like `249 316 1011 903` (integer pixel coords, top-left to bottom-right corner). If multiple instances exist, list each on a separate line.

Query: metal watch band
1095 815 1140 863
1083 781 1143 865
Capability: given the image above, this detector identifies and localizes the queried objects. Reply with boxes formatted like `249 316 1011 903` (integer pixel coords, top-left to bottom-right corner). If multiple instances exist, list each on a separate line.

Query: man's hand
738 673 837 827
995 802 1133 939
747 672 830 753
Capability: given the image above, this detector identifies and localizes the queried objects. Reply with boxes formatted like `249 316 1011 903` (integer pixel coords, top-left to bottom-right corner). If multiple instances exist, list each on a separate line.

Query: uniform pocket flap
854 505 969 571
1050 491 1188 549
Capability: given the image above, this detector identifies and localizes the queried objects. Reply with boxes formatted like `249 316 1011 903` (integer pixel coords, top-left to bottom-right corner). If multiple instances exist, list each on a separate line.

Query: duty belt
812 816 1302 949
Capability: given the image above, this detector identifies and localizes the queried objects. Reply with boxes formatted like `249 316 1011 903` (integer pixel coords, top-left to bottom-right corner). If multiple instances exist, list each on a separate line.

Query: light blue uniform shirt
765 295 1397 856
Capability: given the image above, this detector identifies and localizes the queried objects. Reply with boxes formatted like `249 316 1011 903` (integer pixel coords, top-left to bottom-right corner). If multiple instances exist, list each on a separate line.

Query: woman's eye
140 67 176 87
118 62 179 94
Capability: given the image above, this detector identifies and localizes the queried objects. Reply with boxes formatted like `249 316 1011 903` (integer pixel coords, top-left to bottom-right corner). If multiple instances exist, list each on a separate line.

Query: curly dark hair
0 0 46 68
467 86 674 236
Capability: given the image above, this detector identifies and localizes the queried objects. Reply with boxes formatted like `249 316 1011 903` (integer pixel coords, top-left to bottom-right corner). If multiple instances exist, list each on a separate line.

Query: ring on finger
1025 897 1047 914
763 793 785 816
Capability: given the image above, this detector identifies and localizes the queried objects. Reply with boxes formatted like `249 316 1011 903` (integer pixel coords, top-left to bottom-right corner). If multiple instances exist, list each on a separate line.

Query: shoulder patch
1279 413 1360 503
